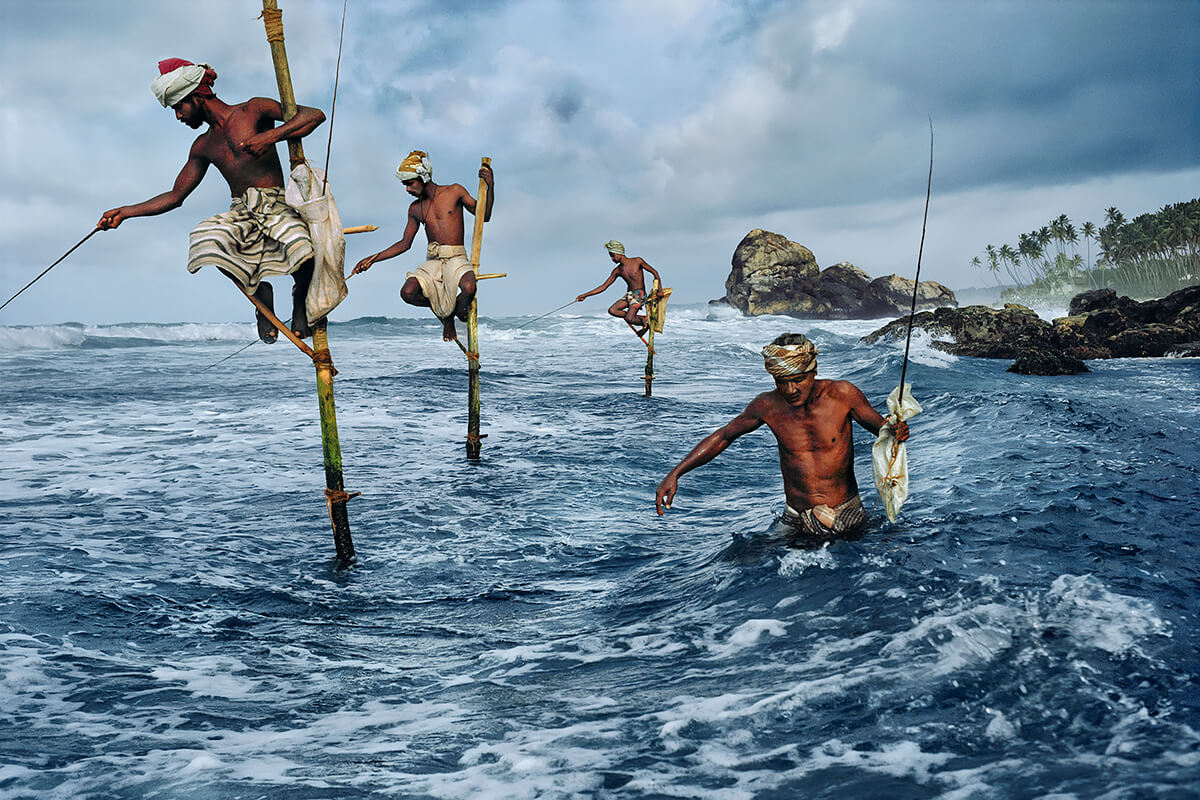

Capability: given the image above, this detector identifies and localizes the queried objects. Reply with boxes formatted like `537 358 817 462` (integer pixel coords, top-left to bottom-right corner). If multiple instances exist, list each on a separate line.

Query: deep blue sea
1 304 1198 799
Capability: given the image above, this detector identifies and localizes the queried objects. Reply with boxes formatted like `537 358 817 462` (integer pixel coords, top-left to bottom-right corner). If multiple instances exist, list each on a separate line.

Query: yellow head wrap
396 150 433 183
604 240 625 255
762 336 818 377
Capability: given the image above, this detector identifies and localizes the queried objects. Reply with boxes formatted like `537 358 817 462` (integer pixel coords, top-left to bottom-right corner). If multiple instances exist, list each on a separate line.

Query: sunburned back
757 381 859 509
197 101 286 197
414 184 467 246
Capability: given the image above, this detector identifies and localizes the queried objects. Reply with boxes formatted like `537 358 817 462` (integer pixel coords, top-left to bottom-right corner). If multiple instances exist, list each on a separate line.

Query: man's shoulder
238 97 281 116
817 379 867 404
746 389 780 413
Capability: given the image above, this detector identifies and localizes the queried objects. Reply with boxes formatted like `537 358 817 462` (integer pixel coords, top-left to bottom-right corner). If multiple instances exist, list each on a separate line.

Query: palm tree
998 243 1021 288
1081 221 1097 287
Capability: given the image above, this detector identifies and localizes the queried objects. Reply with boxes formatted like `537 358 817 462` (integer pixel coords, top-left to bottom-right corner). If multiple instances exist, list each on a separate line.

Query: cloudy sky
1 0 1197 324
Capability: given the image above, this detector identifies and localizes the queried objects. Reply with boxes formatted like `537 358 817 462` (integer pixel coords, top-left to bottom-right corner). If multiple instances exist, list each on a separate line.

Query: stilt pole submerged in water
644 279 660 396
466 157 491 459
261 0 355 561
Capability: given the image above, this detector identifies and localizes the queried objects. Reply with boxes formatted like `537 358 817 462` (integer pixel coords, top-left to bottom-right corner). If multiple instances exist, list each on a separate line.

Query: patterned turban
150 59 217 108
395 150 433 183
604 240 625 255
762 335 818 377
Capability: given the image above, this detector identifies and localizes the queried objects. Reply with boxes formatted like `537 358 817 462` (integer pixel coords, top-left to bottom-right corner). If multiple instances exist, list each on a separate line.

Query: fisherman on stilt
655 333 910 542
576 240 662 339
98 59 328 344
351 151 495 343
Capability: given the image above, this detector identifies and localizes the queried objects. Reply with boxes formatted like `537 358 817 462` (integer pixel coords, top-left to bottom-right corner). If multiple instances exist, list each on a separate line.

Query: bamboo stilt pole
644 278 659 396
466 157 491 459
261 0 354 561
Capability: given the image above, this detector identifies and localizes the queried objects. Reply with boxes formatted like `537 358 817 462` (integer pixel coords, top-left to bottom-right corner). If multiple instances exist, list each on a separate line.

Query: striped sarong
187 187 314 291
783 494 867 538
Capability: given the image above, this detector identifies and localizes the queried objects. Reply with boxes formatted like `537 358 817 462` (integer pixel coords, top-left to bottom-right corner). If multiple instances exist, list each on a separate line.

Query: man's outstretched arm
576 267 620 302
352 213 420 274
99 147 209 229
655 406 764 515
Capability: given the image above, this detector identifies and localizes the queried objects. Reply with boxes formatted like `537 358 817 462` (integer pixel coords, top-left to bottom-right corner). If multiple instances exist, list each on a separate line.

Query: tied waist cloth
187 186 314 291
407 242 474 320
783 494 867 538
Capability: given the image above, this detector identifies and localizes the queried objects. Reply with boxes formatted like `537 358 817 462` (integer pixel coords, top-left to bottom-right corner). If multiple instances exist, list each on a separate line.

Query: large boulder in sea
724 229 819 316
721 229 957 318
862 274 959 317
862 284 1200 373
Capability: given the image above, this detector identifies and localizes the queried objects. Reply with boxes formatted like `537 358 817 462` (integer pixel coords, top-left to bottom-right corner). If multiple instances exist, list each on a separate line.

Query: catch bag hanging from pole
872 382 922 522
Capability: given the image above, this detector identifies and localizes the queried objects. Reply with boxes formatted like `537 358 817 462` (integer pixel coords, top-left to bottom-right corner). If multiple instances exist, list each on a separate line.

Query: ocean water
1 305 1198 799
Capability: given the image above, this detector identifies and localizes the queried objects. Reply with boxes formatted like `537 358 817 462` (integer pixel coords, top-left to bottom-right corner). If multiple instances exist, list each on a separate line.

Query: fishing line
898 118 933 393
517 299 578 329
319 0 348 196
1 227 101 312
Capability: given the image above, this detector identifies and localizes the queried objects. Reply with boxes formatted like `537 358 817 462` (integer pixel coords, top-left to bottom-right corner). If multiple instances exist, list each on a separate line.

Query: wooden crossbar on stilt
261 0 354 562
466 157 491 459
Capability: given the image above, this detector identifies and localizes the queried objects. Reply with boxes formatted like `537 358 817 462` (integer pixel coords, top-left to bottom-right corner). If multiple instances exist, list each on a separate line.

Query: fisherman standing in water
98 59 326 343
351 151 495 343
655 333 910 539
576 241 662 336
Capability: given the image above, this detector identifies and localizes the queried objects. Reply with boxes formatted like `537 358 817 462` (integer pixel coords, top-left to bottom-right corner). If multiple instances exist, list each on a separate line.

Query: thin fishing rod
898 118 933 393
517 299 578 329
319 0 348 196
1 227 101 313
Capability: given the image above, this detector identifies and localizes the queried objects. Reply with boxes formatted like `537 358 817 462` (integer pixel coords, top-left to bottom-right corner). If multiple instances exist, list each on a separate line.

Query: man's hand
655 475 678 516
240 133 274 158
891 419 910 442
575 293 588 303
352 254 379 276
98 208 128 230
479 164 494 186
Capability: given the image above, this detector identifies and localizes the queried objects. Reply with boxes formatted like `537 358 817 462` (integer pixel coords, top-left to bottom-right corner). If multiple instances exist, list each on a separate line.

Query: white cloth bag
284 163 348 322
872 383 922 522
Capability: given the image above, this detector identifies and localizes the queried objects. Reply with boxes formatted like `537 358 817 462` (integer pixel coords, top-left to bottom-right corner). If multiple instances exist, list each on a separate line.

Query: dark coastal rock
1007 350 1090 375
862 303 1054 359
863 284 1200 371
722 229 956 318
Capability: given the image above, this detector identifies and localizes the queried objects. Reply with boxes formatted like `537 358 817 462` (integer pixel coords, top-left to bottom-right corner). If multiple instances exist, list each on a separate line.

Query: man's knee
400 278 424 304
458 272 477 295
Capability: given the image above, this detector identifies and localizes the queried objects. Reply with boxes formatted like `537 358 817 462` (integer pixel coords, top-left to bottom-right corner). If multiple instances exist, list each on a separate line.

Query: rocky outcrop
1007 350 1090 375
723 229 956 318
724 229 819 316
862 285 1200 374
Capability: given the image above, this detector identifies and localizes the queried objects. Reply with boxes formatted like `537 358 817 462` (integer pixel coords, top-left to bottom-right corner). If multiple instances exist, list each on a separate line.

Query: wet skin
655 372 910 515
97 93 326 340
351 167 495 342
576 253 662 335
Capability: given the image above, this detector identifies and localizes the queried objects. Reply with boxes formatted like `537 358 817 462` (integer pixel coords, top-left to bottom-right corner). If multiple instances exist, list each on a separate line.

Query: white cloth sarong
406 242 473 320
872 383 922 522
187 187 313 291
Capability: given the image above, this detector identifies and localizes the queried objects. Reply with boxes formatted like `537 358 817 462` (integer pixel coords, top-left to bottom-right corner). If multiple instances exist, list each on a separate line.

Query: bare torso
614 257 650 293
192 100 288 196
410 183 470 246
750 381 863 509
